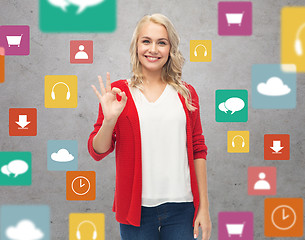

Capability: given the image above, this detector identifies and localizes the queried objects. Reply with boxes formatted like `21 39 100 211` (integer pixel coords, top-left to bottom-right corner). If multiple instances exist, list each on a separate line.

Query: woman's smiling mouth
145 55 161 62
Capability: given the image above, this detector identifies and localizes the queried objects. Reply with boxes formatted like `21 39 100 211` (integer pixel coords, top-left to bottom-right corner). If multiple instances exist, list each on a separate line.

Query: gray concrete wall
0 0 304 239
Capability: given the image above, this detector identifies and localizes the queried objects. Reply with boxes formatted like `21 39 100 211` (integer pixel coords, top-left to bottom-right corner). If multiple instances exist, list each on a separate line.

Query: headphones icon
232 135 245 148
194 44 207 57
76 220 97 240
51 82 71 100
295 22 305 56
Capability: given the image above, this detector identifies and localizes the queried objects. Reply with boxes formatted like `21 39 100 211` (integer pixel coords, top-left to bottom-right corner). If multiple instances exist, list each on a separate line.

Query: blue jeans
120 202 195 240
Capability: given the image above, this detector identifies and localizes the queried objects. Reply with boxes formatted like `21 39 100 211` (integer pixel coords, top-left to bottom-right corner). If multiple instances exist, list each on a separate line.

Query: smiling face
137 21 171 77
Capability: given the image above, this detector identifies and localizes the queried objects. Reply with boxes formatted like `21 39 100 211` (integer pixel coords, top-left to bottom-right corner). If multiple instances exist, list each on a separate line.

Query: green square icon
215 90 248 122
39 0 116 32
0 152 31 186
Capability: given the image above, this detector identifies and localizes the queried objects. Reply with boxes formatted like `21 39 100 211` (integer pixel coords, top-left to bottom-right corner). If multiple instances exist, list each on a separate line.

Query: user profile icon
70 40 93 64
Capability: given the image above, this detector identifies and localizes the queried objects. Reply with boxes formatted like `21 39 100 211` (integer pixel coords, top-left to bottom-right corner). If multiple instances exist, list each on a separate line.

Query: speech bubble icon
224 97 245 114
218 102 228 113
1 165 11 176
7 160 28 177
48 0 70 12
68 0 105 14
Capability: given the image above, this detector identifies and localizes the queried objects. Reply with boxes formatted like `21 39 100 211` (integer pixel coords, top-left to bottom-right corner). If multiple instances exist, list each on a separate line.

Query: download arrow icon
270 140 284 154
15 115 30 129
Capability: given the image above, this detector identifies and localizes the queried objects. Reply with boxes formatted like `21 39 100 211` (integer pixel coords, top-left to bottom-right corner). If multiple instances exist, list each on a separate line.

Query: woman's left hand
193 207 212 240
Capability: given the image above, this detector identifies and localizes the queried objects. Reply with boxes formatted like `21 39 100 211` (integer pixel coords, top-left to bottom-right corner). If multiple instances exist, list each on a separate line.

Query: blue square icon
47 140 78 171
1 205 50 240
252 64 296 109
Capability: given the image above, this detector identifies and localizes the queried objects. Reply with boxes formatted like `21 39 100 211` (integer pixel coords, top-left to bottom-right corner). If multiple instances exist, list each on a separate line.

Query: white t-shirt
128 81 193 207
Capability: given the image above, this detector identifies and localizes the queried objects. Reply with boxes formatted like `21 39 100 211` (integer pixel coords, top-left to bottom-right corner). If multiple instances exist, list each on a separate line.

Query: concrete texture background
0 0 305 239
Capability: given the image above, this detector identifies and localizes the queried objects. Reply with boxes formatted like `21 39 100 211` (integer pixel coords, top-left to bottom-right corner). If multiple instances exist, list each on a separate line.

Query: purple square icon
218 2 252 36
0 25 30 55
218 212 253 240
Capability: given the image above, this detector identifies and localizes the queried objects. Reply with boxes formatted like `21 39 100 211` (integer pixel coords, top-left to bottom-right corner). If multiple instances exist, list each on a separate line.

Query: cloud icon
51 148 74 162
257 77 291 96
6 219 44 240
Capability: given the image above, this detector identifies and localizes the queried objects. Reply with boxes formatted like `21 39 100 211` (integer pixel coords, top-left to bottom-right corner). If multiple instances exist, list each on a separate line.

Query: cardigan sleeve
88 103 116 161
188 84 208 160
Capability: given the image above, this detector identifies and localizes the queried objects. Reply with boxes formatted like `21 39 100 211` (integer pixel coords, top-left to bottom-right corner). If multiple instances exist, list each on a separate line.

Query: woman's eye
159 41 166 45
143 40 150 44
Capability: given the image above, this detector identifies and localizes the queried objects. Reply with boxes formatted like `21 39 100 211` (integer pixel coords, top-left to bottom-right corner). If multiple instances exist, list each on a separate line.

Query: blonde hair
129 13 196 111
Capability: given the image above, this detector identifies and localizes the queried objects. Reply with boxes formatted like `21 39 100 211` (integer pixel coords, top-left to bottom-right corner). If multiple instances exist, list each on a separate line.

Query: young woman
88 14 211 240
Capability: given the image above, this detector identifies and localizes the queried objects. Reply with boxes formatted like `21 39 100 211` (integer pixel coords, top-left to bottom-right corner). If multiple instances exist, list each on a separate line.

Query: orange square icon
66 171 96 201
264 134 290 160
265 198 303 237
9 108 37 136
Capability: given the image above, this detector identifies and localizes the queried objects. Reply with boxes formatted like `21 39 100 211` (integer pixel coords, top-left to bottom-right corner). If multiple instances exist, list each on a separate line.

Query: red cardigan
88 80 207 227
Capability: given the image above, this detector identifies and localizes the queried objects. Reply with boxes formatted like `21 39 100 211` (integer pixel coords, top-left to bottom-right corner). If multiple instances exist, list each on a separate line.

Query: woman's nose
149 42 158 53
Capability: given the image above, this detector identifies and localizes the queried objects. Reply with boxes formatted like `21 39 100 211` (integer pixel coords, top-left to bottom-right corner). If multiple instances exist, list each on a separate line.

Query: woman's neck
141 68 164 86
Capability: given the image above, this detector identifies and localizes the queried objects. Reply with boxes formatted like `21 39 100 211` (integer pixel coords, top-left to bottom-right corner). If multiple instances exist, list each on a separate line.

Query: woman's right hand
91 72 127 123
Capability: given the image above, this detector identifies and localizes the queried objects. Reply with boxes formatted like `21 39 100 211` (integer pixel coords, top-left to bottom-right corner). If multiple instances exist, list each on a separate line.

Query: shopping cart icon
225 12 245 27
226 222 245 237
6 34 23 47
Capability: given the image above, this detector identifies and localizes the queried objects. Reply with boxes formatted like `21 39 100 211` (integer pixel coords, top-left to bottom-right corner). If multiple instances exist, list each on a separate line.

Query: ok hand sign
91 72 127 123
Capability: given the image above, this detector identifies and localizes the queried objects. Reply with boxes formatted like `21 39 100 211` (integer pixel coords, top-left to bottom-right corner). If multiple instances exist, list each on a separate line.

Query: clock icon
71 176 91 196
271 205 296 230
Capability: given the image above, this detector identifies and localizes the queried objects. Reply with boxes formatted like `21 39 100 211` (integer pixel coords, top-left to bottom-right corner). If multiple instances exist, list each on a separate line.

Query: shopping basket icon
225 12 245 27
226 222 245 237
6 34 23 47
